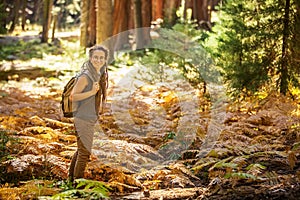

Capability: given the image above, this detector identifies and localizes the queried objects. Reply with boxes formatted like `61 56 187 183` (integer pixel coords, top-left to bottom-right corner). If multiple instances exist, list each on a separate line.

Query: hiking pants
69 117 96 179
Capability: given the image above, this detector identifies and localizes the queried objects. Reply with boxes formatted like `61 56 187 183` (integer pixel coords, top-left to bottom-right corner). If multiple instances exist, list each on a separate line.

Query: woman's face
90 50 106 69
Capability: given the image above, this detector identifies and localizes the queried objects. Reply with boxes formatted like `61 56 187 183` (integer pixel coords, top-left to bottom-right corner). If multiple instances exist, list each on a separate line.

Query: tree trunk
80 0 89 47
133 0 143 49
128 0 135 29
151 0 163 21
141 0 151 45
163 0 180 26
87 0 96 47
279 0 290 95
51 13 57 41
96 0 113 44
32 0 43 24
41 0 53 43
21 0 27 31
193 0 209 22
291 0 300 74
184 0 193 19
112 0 130 50
8 0 21 33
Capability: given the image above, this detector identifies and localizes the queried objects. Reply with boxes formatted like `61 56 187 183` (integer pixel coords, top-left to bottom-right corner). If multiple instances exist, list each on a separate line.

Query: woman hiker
68 45 109 181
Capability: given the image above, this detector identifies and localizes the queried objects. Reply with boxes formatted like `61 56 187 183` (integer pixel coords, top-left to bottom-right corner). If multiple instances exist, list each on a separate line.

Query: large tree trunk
193 0 209 22
87 0 96 47
41 0 53 43
141 0 151 45
112 0 130 50
279 0 290 95
96 0 113 44
133 0 143 49
151 0 163 21
80 0 89 47
128 0 135 29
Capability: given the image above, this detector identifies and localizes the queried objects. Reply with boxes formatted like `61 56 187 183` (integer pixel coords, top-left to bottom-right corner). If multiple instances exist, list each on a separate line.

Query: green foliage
0 129 19 184
52 179 110 199
0 3 7 34
0 130 9 160
246 163 266 171
137 19 217 88
165 132 176 140
207 0 300 97
0 40 63 61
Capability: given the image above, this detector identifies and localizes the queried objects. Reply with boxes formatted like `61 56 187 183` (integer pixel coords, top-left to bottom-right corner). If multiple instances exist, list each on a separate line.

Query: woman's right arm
70 75 99 102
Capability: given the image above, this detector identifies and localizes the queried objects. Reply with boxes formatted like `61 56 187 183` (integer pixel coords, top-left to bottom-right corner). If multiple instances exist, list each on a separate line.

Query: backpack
60 70 93 118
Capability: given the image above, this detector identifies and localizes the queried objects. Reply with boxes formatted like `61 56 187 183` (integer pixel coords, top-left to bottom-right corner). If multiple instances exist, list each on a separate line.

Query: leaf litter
0 67 299 199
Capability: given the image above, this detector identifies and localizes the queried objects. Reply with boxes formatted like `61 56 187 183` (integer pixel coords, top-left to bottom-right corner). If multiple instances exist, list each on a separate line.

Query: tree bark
112 0 130 50
87 0 96 47
41 0 53 43
291 0 300 74
279 0 290 95
184 0 193 19
151 0 163 21
96 0 113 44
141 0 151 46
133 0 143 49
193 0 209 22
80 0 89 47
51 13 57 41
163 0 180 26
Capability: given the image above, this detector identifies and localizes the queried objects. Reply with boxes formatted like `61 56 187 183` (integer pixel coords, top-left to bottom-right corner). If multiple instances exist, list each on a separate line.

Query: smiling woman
68 45 109 181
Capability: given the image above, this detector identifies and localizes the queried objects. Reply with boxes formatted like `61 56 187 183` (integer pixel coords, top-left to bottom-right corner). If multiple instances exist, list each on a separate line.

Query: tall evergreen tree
208 0 299 96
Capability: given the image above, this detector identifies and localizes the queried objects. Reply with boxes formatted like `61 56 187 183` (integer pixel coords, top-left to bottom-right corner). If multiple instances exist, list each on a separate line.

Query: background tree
151 0 163 21
163 0 180 27
291 0 300 78
41 0 53 43
8 0 21 33
80 0 89 47
112 0 132 50
96 0 112 45
208 0 300 97
133 0 151 49
0 1 7 33
87 0 96 46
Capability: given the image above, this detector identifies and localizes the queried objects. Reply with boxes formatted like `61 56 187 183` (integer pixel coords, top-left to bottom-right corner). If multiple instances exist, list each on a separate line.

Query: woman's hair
88 45 109 60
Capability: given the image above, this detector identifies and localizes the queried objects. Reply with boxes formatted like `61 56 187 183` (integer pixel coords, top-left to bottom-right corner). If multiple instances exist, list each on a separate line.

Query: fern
52 179 111 199
292 142 300 151
209 156 237 172
224 172 257 180
246 163 266 171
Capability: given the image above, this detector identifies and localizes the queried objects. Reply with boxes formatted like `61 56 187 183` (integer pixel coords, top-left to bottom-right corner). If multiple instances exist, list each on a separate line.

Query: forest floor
0 33 300 199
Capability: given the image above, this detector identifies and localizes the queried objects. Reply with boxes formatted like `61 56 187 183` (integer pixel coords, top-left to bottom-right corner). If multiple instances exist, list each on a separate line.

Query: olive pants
68 118 96 180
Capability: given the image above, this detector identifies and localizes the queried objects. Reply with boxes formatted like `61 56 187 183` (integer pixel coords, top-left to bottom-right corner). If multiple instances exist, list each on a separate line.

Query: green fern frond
292 142 300 151
224 172 257 180
52 179 111 199
246 163 266 171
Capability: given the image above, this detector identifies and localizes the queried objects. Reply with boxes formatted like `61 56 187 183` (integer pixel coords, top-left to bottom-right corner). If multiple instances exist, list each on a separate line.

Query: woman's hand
91 82 100 94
